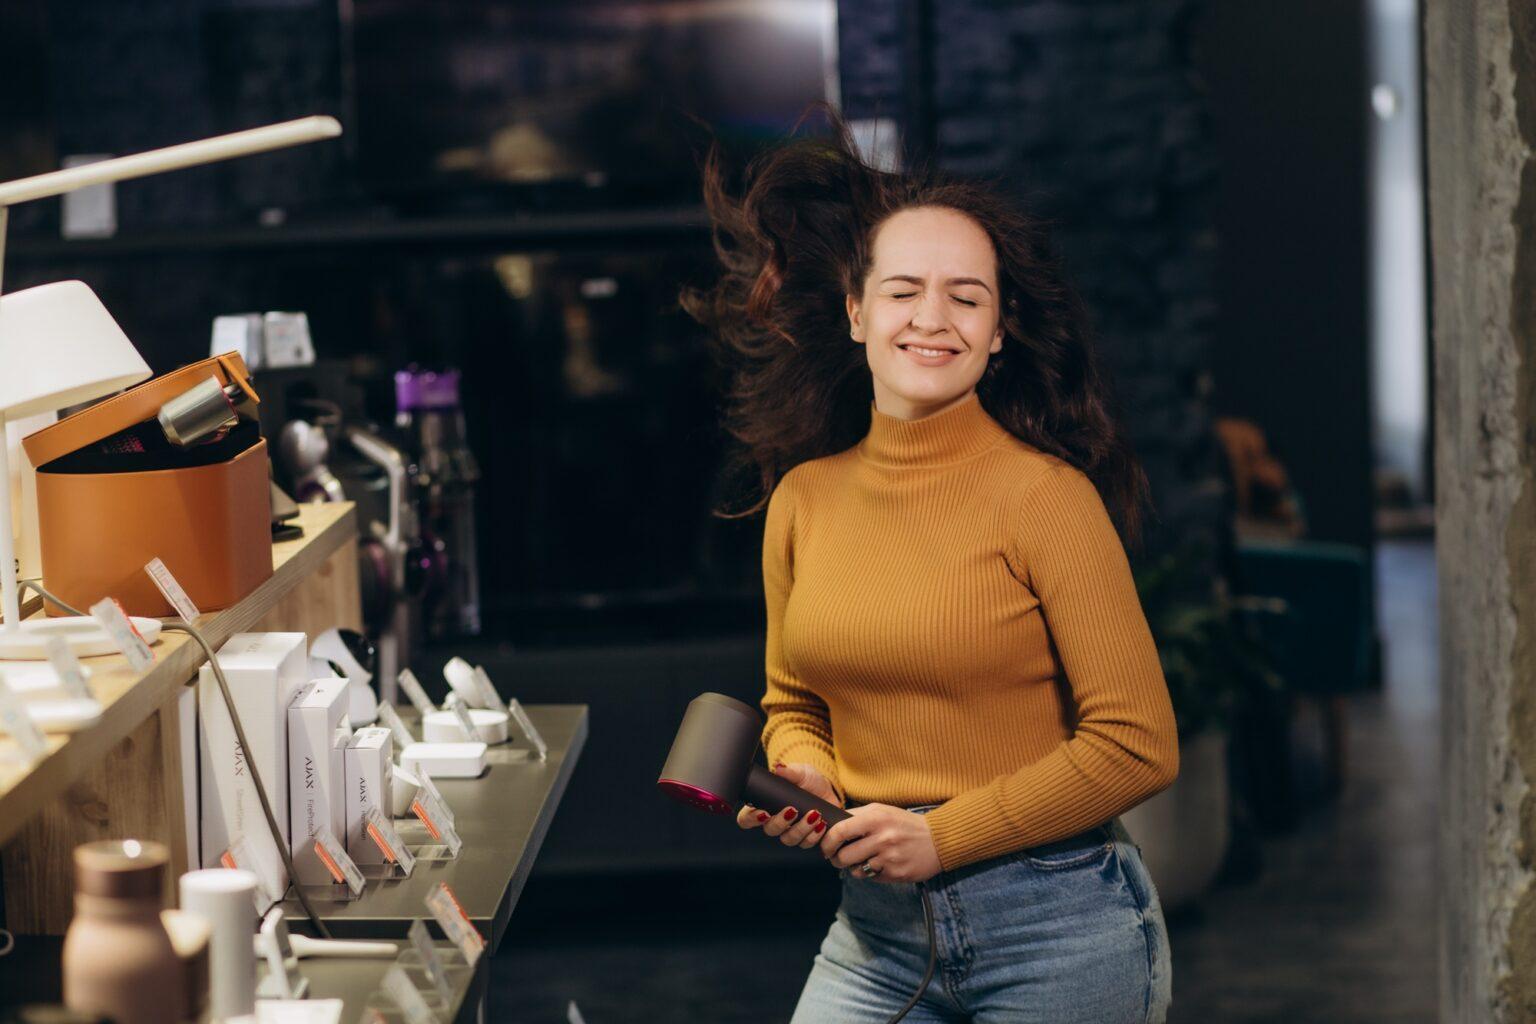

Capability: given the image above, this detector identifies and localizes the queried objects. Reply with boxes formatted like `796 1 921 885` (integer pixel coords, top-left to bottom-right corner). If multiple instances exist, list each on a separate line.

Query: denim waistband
893 803 1129 859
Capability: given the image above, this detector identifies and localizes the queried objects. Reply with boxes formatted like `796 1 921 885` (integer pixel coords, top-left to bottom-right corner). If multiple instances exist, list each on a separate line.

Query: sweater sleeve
759 473 844 803
923 464 1178 870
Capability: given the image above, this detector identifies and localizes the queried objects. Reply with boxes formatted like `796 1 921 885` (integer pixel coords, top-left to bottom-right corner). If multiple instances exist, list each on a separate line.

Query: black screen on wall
350 0 838 207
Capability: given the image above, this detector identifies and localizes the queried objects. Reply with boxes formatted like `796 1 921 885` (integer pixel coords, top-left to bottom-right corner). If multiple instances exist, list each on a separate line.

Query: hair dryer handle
744 764 850 825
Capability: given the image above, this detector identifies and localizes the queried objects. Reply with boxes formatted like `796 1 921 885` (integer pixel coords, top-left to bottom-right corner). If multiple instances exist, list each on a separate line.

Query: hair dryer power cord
885 886 937 1024
22 580 334 940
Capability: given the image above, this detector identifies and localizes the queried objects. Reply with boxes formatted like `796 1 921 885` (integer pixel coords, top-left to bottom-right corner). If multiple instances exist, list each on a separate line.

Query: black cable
22 580 334 940
884 886 937 1024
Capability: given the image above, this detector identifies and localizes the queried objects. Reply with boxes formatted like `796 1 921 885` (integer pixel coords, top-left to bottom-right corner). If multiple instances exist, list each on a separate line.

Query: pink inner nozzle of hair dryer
657 778 734 815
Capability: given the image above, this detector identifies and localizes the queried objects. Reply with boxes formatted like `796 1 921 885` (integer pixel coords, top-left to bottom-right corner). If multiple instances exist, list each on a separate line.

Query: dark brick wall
840 0 1227 566
42 0 345 231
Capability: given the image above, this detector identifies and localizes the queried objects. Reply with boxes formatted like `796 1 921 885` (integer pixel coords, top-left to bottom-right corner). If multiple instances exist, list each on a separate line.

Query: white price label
364 806 416 877
313 826 366 896
410 789 463 857
408 919 452 1003
89 597 153 671
449 700 479 743
0 673 48 762
396 669 436 717
44 636 92 700
220 834 286 907
143 557 200 624
469 665 502 711
413 766 454 827
506 698 548 761
424 881 484 967
381 964 440 1024
375 701 416 751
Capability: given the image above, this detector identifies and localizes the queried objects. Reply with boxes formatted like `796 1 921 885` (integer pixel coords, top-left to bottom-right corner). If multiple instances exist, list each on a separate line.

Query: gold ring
859 859 881 878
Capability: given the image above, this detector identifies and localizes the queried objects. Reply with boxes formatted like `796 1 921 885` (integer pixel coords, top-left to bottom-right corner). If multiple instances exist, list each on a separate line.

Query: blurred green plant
1135 550 1282 739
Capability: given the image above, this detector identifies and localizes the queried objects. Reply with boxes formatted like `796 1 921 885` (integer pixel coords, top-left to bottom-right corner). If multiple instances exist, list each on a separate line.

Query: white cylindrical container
423 707 509 745
179 868 257 1021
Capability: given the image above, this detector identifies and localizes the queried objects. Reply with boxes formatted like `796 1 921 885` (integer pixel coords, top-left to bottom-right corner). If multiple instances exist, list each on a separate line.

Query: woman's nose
910 293 947 332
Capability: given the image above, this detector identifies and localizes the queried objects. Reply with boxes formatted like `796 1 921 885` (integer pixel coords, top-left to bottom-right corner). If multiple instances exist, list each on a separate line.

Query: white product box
199 632 309 899
287 677 349 885
345 727 394 864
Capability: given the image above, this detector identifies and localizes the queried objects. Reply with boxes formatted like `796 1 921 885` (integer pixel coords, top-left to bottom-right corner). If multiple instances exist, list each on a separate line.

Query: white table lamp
0 282 160 657
0 116 341 659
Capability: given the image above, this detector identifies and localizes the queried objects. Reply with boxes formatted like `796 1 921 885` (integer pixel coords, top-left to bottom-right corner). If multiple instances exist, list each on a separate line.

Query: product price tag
425 881 485 967
143 557 201 624
375 700 416 751
449 700 479 743
89 597 153 671
313 826 366 896
44 636 92 700
410 789 463 857
506 698 548 761
469 665 502 711
381 964 440 1024
413 766 454 827
408 919 452 1003
0 673 49 763
396 668 436 717
221 834 286 907
364 806 416 877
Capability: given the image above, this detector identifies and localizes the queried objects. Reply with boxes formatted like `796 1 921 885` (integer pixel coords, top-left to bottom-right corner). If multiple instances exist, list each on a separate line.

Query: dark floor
493 539 1439 1023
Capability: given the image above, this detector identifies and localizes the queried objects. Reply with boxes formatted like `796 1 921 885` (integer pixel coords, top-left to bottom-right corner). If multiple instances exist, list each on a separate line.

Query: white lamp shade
0 281 150 419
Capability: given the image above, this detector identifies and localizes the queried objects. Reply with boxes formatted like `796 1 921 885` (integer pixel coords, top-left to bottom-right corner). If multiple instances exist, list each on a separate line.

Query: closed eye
953 297 978 307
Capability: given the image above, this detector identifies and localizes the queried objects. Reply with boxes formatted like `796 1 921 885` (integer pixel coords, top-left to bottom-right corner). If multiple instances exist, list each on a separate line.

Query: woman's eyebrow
880 274 994 295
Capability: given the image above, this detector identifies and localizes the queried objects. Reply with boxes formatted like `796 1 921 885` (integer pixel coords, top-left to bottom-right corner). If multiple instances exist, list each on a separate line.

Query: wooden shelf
0 502 357 848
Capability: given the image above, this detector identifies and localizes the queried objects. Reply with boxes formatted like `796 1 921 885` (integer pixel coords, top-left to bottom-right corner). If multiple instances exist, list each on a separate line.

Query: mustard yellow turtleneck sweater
760 391 1179 872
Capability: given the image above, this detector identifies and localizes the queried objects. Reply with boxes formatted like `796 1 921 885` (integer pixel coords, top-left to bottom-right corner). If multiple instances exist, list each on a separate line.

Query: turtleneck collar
858 391 1011 468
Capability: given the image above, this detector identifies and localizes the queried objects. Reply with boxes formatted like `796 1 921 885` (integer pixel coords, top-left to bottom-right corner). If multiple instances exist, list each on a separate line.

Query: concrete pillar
1427 0 1536 1019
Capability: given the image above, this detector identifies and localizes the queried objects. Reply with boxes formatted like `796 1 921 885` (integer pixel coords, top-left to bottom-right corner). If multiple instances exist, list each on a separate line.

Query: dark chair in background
1234 540 1374 804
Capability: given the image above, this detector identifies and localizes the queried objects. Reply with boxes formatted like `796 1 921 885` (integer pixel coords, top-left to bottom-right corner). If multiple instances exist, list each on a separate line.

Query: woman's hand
819 804 942 884
736 762 842 850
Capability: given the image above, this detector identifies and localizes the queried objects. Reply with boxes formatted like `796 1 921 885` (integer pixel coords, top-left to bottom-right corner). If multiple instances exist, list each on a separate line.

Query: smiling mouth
898 343 961 357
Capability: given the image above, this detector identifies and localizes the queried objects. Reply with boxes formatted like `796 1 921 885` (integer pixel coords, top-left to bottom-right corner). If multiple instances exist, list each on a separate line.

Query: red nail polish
814 821 826 833
757 811 770 823
783 808 798 822
806 810 820 825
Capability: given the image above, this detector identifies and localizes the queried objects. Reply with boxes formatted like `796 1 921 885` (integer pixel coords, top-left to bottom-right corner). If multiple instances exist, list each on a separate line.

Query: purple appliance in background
395 367 482 640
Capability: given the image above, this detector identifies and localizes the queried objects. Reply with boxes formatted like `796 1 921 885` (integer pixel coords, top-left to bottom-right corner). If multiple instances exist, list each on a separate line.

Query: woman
683 114 1179 1024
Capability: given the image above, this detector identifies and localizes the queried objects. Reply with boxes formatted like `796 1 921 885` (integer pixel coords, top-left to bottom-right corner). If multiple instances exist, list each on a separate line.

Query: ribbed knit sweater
760 391 1179 872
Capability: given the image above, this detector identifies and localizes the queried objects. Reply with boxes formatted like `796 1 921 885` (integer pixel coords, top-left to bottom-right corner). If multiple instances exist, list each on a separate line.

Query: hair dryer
657 692 849 825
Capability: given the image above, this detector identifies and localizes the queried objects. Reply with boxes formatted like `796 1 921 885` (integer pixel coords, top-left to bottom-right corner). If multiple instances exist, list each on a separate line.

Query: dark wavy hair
681 107 1152 548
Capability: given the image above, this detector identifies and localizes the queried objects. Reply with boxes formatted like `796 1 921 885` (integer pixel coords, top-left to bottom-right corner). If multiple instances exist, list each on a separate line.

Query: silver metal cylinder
157 375 239 447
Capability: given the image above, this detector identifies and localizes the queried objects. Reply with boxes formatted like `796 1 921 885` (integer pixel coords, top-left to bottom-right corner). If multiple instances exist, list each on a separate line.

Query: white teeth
902 345 953 357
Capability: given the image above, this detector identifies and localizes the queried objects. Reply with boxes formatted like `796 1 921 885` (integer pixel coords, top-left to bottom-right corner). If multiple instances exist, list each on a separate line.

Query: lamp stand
0 205 163 659
0 203 20 636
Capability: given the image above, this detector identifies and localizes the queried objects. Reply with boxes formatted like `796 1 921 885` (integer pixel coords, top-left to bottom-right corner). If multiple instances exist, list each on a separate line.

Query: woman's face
847 206 1004 420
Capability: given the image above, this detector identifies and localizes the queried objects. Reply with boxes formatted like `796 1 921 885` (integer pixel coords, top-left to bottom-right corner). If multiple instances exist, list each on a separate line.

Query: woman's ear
989 326 1004 355
846 294 864 344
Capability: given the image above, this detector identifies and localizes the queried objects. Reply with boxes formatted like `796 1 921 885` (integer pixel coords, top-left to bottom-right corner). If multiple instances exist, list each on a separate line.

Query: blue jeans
790 811 1171 1023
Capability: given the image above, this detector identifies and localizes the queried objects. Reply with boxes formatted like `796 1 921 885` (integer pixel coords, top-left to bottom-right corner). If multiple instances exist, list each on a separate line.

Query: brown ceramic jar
61 839 185 1024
